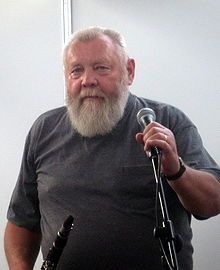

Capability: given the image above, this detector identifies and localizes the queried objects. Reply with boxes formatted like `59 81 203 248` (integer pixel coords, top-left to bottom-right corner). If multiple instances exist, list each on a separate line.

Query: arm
136 122 220 218
167 165 220 217
4 221 41 270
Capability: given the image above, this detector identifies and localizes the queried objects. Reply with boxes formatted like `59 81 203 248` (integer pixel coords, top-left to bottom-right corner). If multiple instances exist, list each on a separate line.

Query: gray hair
63 26 129 67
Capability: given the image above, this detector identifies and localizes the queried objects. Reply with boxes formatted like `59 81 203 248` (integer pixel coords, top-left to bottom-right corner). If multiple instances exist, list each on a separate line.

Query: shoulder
131 94 195 130
34 106 67 124
27 106 69 141
32 106 67 127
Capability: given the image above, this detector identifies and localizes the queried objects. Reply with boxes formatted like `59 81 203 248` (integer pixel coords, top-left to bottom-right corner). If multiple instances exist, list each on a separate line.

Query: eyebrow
68 58 112 67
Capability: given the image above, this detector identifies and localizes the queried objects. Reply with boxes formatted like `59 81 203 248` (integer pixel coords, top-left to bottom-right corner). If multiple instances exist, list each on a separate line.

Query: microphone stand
150 148 180 270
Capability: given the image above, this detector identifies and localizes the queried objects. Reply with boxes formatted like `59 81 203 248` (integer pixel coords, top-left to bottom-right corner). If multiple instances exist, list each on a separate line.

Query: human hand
136 121 180 176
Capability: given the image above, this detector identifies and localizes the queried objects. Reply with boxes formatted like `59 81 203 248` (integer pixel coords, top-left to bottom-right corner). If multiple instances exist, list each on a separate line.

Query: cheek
99 78 121 97
66 78 81 97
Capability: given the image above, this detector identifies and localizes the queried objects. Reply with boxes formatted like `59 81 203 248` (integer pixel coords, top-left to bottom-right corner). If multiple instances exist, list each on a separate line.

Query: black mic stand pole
150 148 179 270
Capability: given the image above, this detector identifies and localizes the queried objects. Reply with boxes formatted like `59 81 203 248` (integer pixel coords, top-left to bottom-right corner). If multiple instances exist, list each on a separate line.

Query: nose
81 69 98 88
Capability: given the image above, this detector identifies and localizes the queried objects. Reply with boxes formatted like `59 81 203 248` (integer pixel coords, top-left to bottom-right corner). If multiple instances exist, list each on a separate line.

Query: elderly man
4 27 220 270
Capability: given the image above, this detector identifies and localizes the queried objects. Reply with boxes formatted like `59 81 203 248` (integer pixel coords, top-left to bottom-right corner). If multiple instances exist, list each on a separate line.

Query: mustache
66 88 106 107
79 88 106 99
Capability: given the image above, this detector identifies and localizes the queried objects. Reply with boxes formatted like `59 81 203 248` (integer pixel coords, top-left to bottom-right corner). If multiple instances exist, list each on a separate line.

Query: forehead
66 35 119 64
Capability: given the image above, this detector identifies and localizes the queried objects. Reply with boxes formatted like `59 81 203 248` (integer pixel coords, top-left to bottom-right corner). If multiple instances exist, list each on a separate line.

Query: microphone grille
137 107 156 126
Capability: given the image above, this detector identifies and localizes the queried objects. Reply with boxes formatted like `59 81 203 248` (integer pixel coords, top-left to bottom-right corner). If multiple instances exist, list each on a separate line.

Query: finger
164 134 168 142
135 133 144 144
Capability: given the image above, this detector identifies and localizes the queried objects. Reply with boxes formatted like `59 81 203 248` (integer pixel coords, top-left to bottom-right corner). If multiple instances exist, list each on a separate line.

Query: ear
126 58 135 85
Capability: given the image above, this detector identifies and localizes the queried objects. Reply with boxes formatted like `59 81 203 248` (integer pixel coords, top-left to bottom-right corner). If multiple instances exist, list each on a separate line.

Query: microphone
136 107 156 129
41 215 74 270
136 108 160 158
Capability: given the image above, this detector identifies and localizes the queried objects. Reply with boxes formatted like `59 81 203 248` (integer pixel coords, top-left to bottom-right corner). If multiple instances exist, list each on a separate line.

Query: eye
71 66 83 78
94 65 111 73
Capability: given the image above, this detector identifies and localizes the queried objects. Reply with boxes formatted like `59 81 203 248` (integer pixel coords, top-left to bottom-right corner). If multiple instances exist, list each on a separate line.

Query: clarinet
41 215 74 270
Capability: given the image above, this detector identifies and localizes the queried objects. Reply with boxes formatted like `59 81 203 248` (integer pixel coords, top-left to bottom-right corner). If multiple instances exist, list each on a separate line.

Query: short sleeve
7 128 41 232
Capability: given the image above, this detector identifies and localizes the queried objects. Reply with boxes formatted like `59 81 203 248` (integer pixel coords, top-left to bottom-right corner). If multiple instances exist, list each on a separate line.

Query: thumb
135 133 144 144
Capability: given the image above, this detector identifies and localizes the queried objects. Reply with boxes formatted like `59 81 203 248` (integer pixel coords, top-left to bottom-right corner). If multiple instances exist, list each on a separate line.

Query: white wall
0 1 63 269
1 1 219 270
71 1 220 270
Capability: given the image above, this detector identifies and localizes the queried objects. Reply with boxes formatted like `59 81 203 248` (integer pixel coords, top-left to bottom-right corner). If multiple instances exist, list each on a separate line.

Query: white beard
66 84 129 137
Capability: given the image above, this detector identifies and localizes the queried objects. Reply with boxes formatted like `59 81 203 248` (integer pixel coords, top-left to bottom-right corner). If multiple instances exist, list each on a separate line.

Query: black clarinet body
41 215 74 270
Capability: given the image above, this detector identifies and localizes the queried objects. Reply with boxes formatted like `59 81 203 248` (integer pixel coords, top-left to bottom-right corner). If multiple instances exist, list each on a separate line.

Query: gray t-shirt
7 94 220 270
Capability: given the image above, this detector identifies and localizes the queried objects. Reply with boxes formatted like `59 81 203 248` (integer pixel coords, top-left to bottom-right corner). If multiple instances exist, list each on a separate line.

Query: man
4 27 220 270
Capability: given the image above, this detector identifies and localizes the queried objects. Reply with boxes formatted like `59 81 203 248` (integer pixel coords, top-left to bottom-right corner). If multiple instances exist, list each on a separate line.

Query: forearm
136 123 220 217
168 166 220 217
4 222 41 270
